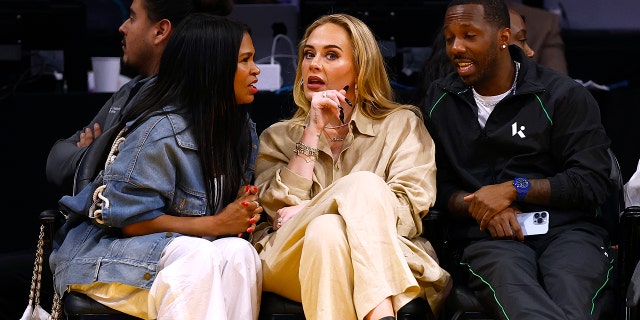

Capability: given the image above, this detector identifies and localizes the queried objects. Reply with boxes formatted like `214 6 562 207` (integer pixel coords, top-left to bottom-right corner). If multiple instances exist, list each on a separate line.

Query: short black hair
447 0 510 29
144 0 233 25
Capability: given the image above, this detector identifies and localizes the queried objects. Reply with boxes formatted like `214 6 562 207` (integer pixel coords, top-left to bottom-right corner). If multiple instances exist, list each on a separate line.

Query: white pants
150 236 262 320
75 236 262 320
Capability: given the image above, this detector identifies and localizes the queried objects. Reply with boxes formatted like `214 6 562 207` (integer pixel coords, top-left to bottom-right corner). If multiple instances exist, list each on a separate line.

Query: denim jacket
50 106 258 295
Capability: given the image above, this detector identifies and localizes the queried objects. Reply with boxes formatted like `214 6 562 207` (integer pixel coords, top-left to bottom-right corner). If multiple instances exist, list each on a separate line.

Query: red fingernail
252 186 258 193
245 185 251 192
249 218 256 224
246 228 253 233
241 201 249 207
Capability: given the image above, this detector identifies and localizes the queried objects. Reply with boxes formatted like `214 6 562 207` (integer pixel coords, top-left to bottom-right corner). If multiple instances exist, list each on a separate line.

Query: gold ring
253 200 260 207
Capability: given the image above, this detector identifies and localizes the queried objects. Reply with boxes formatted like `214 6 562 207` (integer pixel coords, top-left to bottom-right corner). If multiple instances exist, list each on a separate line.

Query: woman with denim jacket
50 14 263 320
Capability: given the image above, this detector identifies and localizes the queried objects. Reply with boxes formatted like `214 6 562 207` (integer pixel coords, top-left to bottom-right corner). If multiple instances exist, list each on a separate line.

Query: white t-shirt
473 89 510 128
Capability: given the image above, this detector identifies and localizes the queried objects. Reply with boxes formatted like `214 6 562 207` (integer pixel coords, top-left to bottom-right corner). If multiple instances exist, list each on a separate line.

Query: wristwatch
513 177 530 201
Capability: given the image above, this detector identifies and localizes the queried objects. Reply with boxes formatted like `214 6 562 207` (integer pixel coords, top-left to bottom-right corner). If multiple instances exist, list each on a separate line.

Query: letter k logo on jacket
512 122 526 138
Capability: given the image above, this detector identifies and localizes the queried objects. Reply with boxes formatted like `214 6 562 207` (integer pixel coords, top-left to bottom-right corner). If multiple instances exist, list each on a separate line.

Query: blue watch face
514 177 530 189
514 177 530 201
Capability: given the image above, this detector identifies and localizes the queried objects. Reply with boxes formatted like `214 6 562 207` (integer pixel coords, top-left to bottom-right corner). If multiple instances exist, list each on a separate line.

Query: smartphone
516 211 549 236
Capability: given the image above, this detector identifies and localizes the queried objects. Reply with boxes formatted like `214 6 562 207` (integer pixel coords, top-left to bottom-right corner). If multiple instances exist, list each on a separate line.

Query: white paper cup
91 57 121 92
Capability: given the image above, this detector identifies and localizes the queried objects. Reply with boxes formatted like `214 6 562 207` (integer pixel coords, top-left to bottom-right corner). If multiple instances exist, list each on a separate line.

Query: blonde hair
291 13 421 123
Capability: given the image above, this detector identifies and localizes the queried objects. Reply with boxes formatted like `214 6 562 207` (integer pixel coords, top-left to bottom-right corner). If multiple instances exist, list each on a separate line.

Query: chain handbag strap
28 224 45 310
51 292 61 319
28 224 62 320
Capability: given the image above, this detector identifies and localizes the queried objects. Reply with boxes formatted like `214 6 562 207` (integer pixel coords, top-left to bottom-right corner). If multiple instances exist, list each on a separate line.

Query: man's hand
464 181 516 230
76 123 102 148
484 206 525 242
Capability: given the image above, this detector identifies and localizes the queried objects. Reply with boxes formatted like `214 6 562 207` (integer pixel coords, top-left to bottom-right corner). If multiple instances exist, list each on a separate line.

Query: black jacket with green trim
422 45 613 239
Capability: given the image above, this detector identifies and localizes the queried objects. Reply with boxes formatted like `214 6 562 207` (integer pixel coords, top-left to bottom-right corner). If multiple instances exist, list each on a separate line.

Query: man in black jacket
421 0 613 319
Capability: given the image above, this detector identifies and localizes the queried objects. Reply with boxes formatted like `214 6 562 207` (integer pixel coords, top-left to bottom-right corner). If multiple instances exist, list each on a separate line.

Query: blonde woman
252 13 451 320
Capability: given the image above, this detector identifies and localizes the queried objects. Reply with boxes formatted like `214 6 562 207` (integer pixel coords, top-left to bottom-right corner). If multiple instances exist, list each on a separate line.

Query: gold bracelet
296 153 316 163
294 141 319 162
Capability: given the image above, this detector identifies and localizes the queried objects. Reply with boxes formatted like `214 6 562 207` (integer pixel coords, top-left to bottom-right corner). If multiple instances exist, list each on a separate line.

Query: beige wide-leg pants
256 171 445 320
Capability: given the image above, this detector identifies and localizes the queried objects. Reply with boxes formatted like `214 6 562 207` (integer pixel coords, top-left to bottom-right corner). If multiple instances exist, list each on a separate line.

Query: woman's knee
305 215 347 249
163 236 219 265
335 171 386 190
331 172 394 206
215 237 261 266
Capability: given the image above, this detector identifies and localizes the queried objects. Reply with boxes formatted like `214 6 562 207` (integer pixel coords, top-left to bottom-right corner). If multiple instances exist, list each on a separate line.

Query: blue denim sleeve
99 116 207 227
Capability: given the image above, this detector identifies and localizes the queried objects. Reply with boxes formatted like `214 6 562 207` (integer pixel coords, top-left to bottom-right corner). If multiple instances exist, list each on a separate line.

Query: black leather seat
258 291 434 320
63 291 139 320
619 206 640 320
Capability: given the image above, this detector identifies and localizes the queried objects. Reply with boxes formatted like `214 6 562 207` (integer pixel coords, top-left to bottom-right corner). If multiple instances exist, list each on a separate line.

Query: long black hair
119 13 252 212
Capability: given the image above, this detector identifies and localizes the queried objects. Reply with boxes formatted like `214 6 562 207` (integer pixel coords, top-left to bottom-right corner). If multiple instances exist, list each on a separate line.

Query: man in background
1 1 234 319
508 0 568 74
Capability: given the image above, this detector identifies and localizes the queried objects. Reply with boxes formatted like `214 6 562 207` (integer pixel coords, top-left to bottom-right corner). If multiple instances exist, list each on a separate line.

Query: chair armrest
422 209 455 269
619 206 640 306
422 209 445 237
39 209 66 246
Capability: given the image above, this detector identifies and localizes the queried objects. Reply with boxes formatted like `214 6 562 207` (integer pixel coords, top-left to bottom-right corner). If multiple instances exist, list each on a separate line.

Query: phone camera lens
534 212 540 218
536 218 543 224
541 212 547 218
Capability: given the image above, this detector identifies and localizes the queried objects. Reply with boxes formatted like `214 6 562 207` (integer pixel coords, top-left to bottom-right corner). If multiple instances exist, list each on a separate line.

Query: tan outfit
508 2 569 75
252 108 451 320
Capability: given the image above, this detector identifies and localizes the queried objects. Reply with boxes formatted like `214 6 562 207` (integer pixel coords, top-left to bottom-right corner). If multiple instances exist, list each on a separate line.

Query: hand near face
308 87 349 131
301 22 356 131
